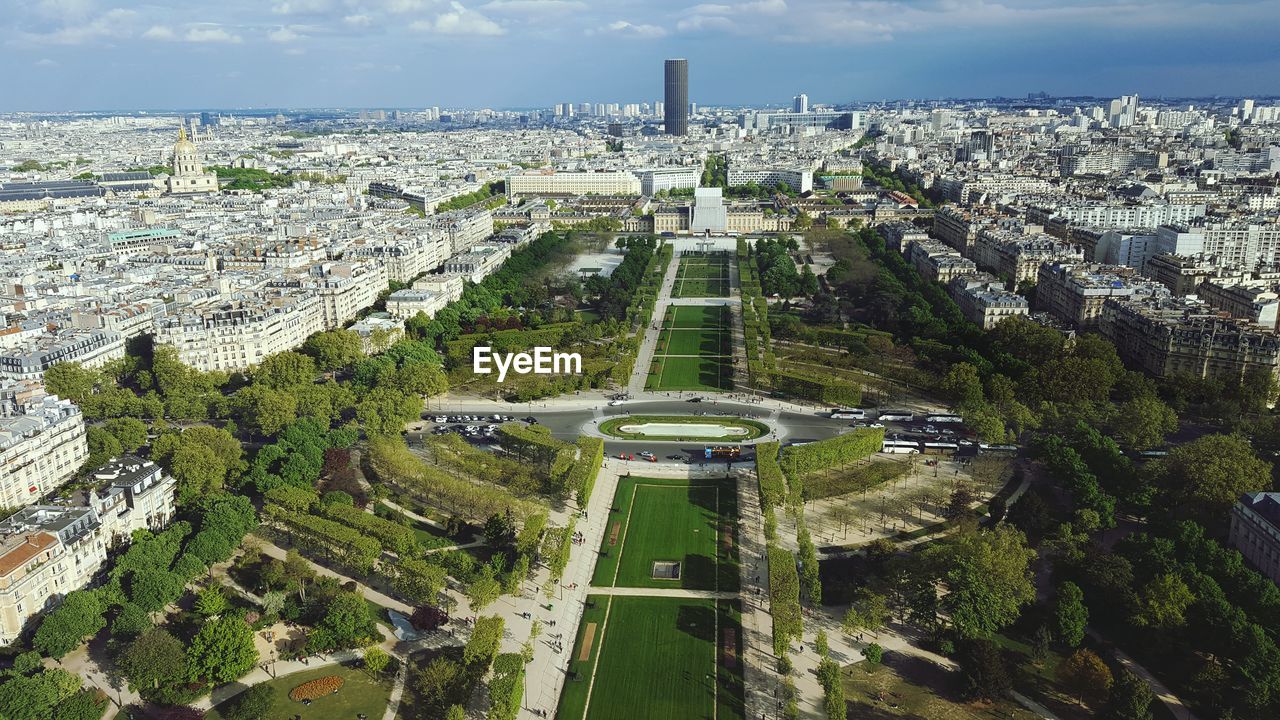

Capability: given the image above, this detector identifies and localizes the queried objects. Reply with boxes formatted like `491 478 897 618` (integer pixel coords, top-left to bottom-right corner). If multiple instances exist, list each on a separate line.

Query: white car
609 400 625 407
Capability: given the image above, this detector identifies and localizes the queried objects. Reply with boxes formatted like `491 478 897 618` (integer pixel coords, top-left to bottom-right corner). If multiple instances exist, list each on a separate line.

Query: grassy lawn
648 305 733 392
597 415 768 441
803 458 912 500
206 664 392 720
673 256 731 298
557 595 741 720
660 328 729 356
842 656 1041 720
648 356 733 392
592 475 738 592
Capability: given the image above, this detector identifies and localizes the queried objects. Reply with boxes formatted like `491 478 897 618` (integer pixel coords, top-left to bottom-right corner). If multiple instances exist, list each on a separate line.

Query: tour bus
978 443 1019 456
925 414 964 424
705 445 742 460
923 441 960 455
881 439 921 454
878 410 915 422
830 408 866 420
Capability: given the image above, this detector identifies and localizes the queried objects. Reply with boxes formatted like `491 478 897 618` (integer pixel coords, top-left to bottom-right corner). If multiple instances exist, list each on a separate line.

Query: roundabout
597 415 770 442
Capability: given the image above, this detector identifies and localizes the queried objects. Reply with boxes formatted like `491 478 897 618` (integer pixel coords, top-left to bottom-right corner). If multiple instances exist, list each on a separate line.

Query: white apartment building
507 170 642 198
345 234 450 284
154 293 325 372
312 262 388 329
0 381 88 510
947 274 1030 329
726 168 814 194
386 289 451 321
0 330 125 381
0 456 176 645
1045 202 1206 228
428 207 495 255
636 168 700 196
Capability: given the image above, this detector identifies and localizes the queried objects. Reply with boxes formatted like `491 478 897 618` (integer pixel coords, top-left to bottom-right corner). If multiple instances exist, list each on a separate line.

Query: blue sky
3 0 1279 111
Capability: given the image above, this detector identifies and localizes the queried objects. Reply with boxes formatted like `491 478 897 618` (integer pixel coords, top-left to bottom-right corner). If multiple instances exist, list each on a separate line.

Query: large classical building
1230 492 1280 585
165 127 218 195
506 171 641 199
0 381 88 509
154 292 325 372
0 456 176 645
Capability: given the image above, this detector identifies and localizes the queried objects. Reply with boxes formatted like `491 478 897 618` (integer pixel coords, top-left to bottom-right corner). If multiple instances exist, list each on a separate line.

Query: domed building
165 127 218 195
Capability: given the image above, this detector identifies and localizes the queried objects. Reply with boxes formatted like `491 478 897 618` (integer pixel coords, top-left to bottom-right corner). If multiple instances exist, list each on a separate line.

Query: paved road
584 586 740 600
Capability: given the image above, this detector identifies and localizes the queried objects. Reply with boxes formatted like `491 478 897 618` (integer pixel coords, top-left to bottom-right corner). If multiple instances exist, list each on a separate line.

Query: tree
34 590 106 659
170 441 226 505
104 417 149 453
43 362 100 404
1131 572 1194 629
1059 649 1113 707
1112 394 1177 450
253 351 316 389
922 525 1036 639
396 361 448 396
364 646 390 675
1105 669 1154 720
957 638 1012 701
793 210 813 230
85 426 123 470
187 616 258 683
224 683 275 720
120 629 187 693
415 658 463 713
1148 434 1271 526
0 668 83 720
111 602 153 640
303 329 365 371
356 387 423 436
195 586 230 616
310 590 378 651
1052 581 1088 648
463 616 504 669
52 690 108 720
235 384 298 438
863 643 883 665
466 567 503 612
842 588 889 636
446 706 466 720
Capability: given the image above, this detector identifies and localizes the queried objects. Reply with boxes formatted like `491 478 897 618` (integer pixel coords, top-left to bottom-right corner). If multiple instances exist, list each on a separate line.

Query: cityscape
2 3 1280 720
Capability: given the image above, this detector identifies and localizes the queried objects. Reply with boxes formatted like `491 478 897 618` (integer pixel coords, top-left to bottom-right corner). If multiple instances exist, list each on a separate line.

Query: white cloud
34 58 59 67
600 20 668 38
185 26 243 43
385 0 430 13
36 8 137 45
676 15 734 32
416 2 506 35
343 13 373 26
34 0 95 21
482 0 587 14
272 0 332 14
269 26 303 42
141 25 177 41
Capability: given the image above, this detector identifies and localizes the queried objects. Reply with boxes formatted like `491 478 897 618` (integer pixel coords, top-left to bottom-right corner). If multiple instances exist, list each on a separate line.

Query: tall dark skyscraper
664 59 688 136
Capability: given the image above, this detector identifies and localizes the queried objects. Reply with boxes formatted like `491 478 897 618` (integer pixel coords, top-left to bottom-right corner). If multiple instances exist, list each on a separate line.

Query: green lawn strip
654 356 732 392
556 594 611 720
583 596 719 720
592 475 738 590
205 665 391 720
597 415 768 441
661 328 723 355
717 600 746 720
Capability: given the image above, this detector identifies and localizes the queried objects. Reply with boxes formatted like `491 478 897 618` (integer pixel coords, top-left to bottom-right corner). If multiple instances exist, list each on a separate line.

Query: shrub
288 675 344 702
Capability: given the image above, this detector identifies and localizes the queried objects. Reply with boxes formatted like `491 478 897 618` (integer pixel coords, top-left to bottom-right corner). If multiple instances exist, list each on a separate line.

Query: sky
2 0 1279 111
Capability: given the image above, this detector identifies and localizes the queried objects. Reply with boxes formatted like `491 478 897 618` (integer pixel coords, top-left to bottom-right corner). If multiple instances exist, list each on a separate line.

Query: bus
978 443 1019 456
925 414 964 424
881 439 921 454
830 408 866 420
705 446 742 460
878 410 915 422
923 442 959 455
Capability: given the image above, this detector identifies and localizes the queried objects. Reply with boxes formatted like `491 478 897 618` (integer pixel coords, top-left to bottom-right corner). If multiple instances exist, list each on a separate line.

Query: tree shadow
675 602 716 642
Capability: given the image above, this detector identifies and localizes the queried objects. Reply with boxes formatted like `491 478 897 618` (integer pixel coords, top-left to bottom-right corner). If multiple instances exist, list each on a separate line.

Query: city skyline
3 0 1280 111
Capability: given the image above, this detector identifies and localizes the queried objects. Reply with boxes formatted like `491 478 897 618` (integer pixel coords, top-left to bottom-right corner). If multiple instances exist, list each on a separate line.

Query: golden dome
174 126 196 153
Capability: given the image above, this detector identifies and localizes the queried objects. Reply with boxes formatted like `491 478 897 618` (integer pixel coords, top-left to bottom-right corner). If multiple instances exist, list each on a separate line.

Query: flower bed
289 675 344 701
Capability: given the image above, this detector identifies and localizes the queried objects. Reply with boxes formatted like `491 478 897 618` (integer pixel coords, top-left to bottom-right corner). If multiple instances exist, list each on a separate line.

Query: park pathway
626 246 680 396
583 586 739 600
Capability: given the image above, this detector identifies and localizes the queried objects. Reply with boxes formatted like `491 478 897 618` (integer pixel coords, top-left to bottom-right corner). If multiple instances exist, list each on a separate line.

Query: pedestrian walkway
583 586 739 599
627 248 680 396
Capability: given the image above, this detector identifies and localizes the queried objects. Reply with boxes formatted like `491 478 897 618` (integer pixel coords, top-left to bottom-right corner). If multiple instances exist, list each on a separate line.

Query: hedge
318 501 420 556
488 653 525 720
770 370 861 406
768 544 803 656
756 441 786 509
570 436 605 504
779 428 884 479
264 504 382 572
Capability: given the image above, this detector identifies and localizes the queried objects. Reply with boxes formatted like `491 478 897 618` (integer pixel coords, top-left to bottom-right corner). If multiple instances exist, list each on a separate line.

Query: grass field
592 474 739 591
647 306 734 392
206 665 392 720
673 255 731 298
556 596 745 720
